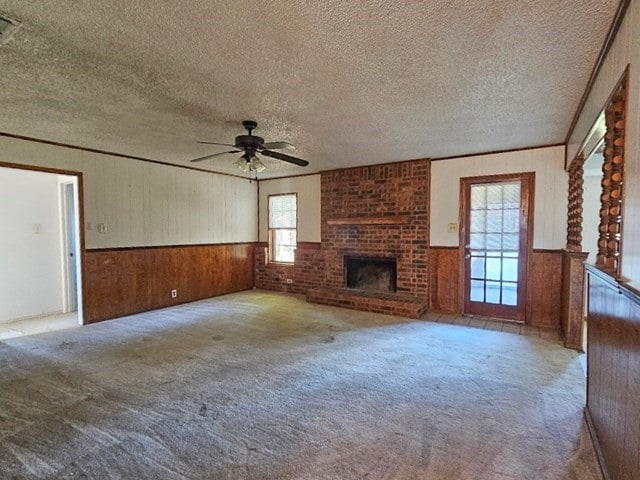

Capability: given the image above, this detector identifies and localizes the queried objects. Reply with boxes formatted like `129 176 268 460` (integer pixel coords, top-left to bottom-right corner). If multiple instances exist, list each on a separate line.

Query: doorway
461 173 533 322
60 180 79 312
0 164 84 337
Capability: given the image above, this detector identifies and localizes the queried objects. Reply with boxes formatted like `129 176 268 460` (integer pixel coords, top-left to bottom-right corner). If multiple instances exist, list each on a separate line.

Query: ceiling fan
189 120 309 173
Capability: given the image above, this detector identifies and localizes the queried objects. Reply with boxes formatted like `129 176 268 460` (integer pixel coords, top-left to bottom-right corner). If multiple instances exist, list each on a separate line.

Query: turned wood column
596 85 626 276
566 154 585 251
563 151 587 350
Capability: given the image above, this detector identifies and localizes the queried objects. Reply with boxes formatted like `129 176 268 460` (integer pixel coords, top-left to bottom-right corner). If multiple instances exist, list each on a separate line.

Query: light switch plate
447 223 459 233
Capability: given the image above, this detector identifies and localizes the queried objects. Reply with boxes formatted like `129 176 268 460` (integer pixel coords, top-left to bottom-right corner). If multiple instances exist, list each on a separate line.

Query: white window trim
268 193 297 264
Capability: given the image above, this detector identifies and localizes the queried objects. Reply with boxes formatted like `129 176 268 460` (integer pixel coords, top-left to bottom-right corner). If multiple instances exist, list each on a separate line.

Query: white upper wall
430 145 567 249
566 1 640 287
260 147 566 250
0 168 64 322
0 136 258 249
258 175 321 242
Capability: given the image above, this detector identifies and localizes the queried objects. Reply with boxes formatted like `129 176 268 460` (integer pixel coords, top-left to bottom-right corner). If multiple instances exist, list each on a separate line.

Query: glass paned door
463 175 531 321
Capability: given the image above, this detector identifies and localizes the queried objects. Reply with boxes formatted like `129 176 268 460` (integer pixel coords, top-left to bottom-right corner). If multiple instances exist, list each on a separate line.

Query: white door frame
60 179 80 314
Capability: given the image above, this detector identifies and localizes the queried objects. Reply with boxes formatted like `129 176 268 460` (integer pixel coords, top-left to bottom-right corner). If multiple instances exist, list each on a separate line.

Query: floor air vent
0 15 21 46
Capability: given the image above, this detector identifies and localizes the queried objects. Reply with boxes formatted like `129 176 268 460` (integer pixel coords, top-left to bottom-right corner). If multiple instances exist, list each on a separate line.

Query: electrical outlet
171 289 177 298
447 223 459 233
285 278 293 284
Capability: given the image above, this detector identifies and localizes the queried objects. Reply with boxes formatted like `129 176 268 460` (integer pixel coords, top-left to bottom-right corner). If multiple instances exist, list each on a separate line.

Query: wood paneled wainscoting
85 243 255 323
526 249 563 328
429 246 563 327
561 250 589 350
585 265 640 480
428 246 461 314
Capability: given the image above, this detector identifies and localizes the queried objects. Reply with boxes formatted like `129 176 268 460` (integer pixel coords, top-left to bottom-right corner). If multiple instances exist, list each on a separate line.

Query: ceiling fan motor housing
235 135 264 153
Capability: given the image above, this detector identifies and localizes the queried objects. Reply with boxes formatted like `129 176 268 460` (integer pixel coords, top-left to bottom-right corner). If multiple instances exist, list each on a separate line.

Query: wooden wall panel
561 250 588 350
428 247 564 323
84 243 255 323
428 247 461 314
527 250 563 328
586 265 640 480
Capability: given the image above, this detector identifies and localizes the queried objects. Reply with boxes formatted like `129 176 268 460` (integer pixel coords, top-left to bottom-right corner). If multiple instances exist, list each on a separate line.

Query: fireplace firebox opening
344 256 397 292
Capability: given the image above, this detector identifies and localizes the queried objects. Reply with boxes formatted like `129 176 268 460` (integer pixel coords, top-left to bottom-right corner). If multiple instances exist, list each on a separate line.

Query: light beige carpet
0 290 601 479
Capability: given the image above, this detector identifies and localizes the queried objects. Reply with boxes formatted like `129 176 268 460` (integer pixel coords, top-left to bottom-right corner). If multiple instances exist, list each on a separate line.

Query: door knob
465 254 471 259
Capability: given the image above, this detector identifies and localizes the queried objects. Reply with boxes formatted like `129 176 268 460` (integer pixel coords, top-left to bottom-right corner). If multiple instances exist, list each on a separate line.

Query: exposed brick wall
256 159 431 309
321 160 430 299
255 242 323 294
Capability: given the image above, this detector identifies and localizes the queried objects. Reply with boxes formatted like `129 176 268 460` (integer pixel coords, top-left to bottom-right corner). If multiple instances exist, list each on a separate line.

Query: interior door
462 173 532 321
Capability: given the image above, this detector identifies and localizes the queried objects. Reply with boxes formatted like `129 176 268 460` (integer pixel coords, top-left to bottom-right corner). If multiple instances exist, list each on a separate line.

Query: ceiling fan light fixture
233 156 247 170
252 156 266 172
234 154 266 173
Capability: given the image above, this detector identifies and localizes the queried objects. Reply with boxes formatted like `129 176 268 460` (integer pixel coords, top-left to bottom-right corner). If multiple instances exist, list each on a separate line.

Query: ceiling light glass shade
251 156 266 172
234 155 266 173
233 156 247 170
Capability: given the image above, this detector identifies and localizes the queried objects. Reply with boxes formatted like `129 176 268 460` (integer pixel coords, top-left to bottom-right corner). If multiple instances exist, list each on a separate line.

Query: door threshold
462 313 524 324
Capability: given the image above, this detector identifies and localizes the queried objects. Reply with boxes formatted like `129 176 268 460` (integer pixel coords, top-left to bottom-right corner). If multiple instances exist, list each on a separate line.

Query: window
268 193 297 263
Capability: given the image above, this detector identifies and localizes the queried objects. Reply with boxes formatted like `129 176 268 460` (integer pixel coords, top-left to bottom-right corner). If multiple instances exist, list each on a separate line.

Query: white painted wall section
0 168 64 322
430 145 567 249
258 175 321 242
0 136 258 248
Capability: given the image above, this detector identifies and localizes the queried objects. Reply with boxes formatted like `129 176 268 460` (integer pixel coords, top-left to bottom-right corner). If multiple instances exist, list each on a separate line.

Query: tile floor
421 311 563 341
0 312 80 340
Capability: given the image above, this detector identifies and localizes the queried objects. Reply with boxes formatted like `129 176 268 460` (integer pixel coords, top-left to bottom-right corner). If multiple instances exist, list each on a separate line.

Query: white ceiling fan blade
196 141 236 147
190 150 239 162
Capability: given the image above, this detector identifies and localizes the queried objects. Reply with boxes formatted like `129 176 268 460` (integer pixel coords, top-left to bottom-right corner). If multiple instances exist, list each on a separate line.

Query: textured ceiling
0 1 619 178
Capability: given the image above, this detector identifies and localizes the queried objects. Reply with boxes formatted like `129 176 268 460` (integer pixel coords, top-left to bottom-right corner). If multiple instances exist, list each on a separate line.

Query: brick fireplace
310 159 430 316
256 158 430 317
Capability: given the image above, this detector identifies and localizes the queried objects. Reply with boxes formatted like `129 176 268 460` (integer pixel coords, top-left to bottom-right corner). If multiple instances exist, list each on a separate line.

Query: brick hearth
307 287 428 318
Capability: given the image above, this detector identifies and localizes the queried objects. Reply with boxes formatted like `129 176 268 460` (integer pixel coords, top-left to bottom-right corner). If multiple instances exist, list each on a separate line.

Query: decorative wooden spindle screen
596 84 626 275
566 154 585 251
